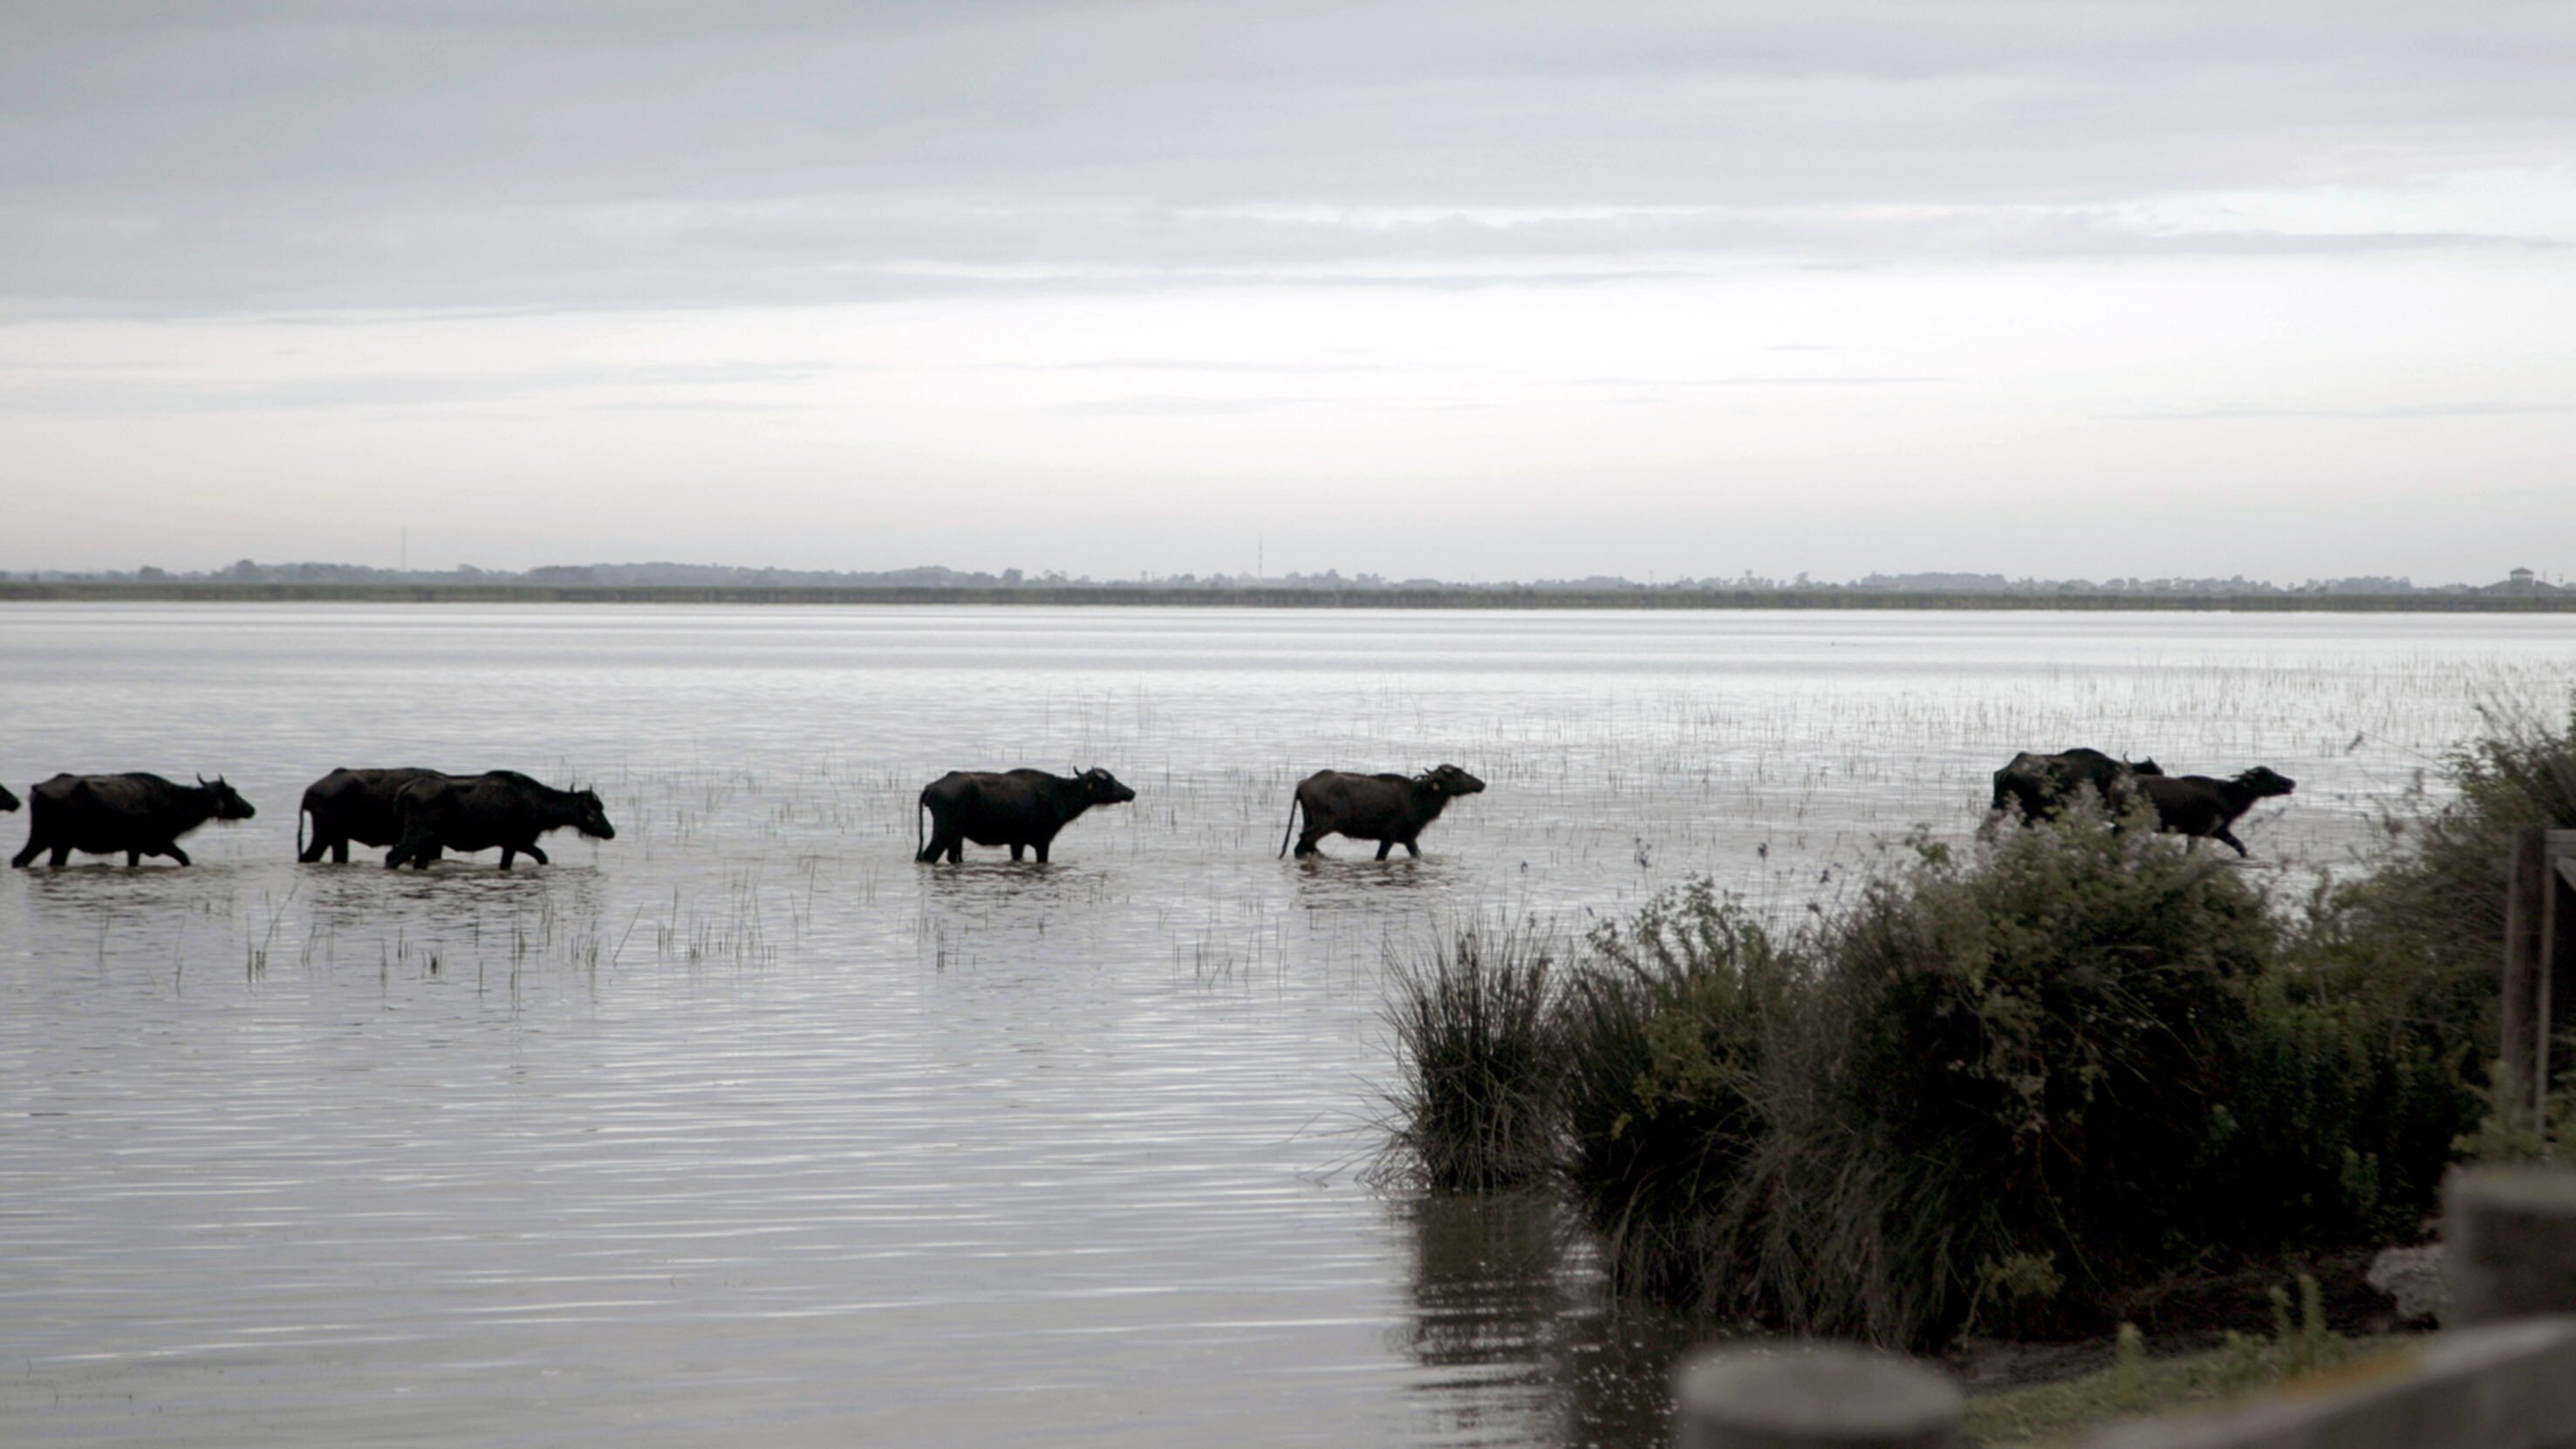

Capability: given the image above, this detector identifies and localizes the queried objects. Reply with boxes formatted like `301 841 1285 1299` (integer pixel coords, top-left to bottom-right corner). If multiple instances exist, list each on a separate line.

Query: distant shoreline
4 580 2574 612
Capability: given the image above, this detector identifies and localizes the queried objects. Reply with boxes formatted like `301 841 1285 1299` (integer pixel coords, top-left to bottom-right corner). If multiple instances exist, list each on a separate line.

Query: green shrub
1377 707 2568 1346
2287 695 2576 1170
1556 878 1798 1301
1776 809 2283 1342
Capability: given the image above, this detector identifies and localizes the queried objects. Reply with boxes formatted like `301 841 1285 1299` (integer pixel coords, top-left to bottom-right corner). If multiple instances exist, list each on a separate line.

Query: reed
1375 919 1564 1193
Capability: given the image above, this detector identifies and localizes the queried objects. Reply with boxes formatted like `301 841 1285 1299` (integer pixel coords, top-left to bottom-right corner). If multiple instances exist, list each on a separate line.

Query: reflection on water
1404 1193 1570 1443
1400 1193 1722 1449
2 604 2572 1446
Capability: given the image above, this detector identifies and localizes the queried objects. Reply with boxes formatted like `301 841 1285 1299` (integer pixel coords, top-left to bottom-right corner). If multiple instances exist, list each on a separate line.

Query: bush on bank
1380 703 2576 1347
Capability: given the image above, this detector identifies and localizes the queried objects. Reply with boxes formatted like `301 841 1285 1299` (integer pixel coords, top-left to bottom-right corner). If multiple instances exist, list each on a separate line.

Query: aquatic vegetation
1384 773 2515 1347
1377 920 1563 1192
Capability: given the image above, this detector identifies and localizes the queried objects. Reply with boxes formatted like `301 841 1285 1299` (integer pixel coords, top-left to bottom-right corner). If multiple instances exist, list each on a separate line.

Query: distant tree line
0 557 2545 596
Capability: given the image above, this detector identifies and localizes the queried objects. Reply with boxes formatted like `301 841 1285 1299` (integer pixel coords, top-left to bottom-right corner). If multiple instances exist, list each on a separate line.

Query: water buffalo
915 767 1135 864
10 773 256 868
298 767 465 864
2133 766 2297 858
384 770 615 871
1279 764 1486 860
1990 748 2163 823
0 781 17 813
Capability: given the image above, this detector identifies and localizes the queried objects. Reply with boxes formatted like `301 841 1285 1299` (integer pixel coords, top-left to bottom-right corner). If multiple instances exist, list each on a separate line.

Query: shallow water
2 604 2569 1446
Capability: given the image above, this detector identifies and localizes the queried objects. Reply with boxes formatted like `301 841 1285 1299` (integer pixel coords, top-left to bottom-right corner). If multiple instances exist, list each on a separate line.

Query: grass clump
1377 919 1563 1193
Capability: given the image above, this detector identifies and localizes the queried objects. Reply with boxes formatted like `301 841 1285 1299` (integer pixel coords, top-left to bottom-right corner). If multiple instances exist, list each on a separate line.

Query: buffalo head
1077 768 1136 806
571 788 617 840
1418 763 1486 797
200 775 256 821
2236 766 2297 800
2128 757 2164 776
0 782 18 813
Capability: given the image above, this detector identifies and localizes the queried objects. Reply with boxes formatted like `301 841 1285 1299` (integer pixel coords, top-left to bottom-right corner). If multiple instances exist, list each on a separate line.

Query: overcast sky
3 1 2572 581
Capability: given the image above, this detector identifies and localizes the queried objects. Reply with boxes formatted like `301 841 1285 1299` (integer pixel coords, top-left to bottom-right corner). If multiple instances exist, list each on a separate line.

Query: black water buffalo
299 767 465 864
10 773 256 868
0 781 17 813
384 770 615 871
2133 766 2297 858
1280 764 1486 860
916 767 1135 864
1990 748 2163 823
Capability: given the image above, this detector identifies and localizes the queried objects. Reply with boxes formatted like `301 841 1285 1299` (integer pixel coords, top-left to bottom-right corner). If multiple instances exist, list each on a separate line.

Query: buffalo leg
298 835 325 865
2213 826 2249 858
1375 839 1394 861
126 851 142 867
50 844 72 867
501 848 518 870
331 839 351 865
10 838 38 869
1009 844 1025 862
1403 839 1422 858
161 844 191 866
523 843 549 865
1294 831 1323 858
1034 841 1050 864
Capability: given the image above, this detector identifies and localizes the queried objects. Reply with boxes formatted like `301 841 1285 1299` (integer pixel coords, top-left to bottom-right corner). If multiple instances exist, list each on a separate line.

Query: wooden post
2551 835 2576 1095
1673 1342 1961 1449
2504 826 2550 1124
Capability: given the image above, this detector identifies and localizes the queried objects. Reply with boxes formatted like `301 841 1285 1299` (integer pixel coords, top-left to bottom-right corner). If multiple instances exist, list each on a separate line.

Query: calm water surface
3 605 2571 1446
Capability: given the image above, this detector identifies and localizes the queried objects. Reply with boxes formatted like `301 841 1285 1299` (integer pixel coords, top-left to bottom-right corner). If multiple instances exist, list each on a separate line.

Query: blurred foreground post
1673 1342 1961 1449
2449 1165 2576 1325
2081 1318 2576 1449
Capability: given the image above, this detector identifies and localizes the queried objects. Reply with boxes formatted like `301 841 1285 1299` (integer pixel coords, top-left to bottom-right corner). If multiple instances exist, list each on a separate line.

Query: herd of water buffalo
0 748 2292 871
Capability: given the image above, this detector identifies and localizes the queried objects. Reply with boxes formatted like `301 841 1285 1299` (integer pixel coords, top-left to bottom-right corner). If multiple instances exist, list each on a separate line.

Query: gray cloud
5 2 2573 314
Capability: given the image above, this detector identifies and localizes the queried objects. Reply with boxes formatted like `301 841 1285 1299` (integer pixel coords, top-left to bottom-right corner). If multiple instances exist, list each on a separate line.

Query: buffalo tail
1276 792 1301 859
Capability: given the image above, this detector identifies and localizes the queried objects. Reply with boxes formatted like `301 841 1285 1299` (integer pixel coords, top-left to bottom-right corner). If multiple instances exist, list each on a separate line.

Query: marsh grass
1375 919 1563 1193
